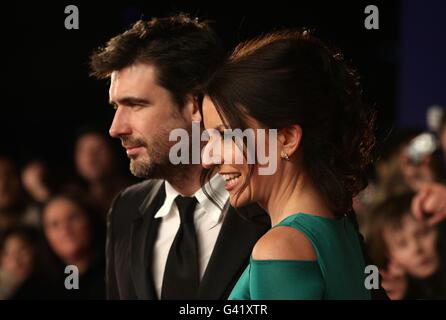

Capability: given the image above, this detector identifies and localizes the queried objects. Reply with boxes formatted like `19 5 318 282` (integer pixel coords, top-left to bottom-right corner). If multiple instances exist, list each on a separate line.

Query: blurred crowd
0 129 133 299
2 108 446 299
354 107 446 300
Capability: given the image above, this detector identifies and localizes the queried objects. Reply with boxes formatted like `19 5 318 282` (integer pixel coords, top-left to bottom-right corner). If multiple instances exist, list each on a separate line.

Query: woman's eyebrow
214 124 228 131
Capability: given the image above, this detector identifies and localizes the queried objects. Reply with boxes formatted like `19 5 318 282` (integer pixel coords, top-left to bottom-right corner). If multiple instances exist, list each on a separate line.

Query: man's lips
124 145 144 156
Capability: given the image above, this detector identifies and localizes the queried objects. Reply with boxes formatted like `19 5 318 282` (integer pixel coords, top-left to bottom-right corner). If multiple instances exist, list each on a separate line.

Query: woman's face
202 96 279 208
43 198 91 262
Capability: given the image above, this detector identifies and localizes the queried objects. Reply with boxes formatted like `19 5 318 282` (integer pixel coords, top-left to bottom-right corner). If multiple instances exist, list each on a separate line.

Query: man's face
109 63 190 178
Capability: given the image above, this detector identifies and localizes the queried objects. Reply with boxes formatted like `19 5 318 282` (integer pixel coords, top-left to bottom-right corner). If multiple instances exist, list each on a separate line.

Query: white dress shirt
152 174 229 299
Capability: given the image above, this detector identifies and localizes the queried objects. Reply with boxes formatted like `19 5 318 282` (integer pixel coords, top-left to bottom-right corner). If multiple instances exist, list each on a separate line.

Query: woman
40 194 106 299
201 30 375 299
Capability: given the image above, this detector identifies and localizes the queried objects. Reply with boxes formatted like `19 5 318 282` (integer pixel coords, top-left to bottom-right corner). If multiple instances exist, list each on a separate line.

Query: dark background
3 0 444 171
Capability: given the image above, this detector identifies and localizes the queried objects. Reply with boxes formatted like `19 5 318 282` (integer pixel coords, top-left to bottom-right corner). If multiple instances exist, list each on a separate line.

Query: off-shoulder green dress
229 213 371 300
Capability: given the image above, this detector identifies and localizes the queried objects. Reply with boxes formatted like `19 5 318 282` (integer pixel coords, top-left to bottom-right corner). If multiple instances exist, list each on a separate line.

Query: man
90 14 270 300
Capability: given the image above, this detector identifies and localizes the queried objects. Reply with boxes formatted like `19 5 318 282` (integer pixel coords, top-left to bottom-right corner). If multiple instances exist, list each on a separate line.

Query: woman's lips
221 173 242 192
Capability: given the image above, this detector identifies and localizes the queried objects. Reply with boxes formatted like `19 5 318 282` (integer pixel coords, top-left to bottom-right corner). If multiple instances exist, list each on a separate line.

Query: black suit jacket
106 179 389 300
106 179 270 299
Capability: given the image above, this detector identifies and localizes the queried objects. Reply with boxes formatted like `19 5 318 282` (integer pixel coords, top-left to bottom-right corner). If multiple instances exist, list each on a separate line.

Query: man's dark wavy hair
90 13 225 108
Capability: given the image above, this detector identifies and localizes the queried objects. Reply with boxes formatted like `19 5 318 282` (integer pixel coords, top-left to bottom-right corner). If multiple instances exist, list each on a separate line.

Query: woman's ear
278 125 303 158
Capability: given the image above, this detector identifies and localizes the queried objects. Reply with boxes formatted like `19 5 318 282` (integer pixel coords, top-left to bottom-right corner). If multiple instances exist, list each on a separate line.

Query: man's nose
109 107 131 138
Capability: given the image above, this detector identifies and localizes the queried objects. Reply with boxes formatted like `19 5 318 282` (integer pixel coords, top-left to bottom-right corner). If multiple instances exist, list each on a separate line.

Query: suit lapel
130 180 165 300
198 204 269 299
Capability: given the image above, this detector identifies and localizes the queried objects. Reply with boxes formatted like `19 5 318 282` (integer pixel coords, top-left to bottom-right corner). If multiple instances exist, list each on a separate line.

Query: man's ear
182 94 202 122
278 124 303 158
191 95 202 122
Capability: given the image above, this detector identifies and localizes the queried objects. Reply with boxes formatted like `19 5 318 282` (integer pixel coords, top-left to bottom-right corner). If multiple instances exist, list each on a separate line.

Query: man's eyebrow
109 96 151 106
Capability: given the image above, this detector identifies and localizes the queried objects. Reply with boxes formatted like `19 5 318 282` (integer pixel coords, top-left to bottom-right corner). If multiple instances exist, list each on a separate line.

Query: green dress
229 213 371 300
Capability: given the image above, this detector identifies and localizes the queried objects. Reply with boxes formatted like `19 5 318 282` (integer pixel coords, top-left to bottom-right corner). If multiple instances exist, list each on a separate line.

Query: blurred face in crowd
75 133 114 182
43 198 91 262
399 152 435 191
384 214 439 279
0 235 35 280
108 63 199 178
21 161 49 203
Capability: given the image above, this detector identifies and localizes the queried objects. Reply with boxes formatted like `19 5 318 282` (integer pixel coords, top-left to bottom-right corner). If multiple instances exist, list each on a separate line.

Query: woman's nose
202 136 223 169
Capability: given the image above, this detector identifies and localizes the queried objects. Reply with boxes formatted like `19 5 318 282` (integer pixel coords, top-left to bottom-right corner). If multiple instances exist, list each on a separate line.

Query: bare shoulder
252 226 317 261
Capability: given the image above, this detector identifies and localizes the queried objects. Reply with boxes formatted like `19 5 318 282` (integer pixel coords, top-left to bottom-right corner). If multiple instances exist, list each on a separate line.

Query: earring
282 152 290 161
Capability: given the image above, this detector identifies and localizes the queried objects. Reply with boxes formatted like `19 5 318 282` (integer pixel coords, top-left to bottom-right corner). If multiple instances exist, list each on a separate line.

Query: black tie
161 195 199 299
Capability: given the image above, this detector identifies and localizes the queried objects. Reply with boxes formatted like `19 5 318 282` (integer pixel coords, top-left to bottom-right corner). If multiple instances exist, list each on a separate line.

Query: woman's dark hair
202 30 376 218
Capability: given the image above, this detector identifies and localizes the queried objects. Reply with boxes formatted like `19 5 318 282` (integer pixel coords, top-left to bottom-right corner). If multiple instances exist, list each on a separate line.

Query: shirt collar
195 173 229 225
153 181 181 219
154 174 229 225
